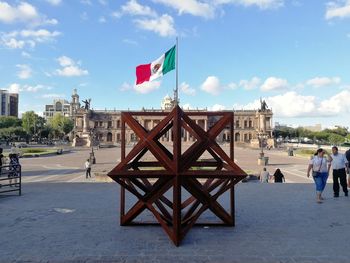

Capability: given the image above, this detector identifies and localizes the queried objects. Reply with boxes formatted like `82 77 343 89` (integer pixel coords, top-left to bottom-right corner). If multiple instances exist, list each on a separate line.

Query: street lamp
257 132 268 165
89 128 96 164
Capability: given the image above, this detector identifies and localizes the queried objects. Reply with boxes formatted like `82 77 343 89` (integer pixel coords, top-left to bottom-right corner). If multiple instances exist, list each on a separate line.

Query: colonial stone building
70 90 273 147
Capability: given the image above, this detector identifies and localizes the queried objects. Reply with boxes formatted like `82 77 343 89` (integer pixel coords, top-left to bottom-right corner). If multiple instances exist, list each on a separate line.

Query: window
107 132 113 142
108 121 112 128
117 120 121 128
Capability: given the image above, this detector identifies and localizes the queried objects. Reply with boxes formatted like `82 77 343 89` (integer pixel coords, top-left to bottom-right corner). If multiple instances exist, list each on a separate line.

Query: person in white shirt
85 159 91 179
307 148 329 203
260 167 270 183
328 146 349 197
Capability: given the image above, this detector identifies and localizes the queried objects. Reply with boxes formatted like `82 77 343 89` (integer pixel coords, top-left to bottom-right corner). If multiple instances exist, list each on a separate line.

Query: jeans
313 172 328 192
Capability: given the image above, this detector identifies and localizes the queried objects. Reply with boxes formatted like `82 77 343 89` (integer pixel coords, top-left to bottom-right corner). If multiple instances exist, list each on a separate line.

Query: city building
70 90 274 147
43 99 73 120
0 90 18 117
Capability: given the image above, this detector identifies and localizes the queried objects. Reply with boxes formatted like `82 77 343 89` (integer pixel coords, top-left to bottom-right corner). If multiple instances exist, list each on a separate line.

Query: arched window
235 133 240 142
107 132 113 142
56 101 62 111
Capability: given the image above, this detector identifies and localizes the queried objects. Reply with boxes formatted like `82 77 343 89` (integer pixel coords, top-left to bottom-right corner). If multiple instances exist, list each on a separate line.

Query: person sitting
273 168 285 183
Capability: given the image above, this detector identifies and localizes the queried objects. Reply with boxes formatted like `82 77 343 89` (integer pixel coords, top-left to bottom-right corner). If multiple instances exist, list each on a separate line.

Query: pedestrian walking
85 159 91 179
260 167 270 183
346 148 350 188
307 148 329 203
328 146 349 197
272 168 285 183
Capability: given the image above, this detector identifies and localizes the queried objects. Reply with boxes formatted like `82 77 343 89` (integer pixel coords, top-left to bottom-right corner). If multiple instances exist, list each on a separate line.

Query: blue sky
1 0 350 128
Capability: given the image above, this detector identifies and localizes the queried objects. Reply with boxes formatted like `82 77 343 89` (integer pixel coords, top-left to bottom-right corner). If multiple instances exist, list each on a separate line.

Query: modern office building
0 90 18 117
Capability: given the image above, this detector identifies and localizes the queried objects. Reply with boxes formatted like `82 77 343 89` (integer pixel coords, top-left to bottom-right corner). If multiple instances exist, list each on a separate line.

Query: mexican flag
136 45 176 85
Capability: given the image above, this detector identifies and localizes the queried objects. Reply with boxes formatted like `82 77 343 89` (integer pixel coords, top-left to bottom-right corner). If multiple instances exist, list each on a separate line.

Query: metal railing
0 164 21 196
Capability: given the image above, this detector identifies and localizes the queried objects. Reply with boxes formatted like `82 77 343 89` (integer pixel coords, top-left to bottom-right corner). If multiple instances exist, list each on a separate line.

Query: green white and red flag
136 45 176 85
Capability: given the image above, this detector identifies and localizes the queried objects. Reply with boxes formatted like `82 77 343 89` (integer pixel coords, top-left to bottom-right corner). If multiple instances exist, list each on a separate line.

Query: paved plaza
19 146 314 184
1 146 350 262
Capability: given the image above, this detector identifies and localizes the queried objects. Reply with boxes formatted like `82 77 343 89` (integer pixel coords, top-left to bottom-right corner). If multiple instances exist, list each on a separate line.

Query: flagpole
175 36 179 106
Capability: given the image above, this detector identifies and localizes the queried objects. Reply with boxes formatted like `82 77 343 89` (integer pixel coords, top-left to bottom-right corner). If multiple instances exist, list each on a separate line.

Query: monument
108 105 247 246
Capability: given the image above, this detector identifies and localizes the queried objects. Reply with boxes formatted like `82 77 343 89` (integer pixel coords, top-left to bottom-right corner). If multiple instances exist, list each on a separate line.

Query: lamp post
257 132 268 165
89 128 96 164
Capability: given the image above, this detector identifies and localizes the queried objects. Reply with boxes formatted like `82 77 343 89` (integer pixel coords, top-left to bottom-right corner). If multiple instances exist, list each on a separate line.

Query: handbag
312 158 323 178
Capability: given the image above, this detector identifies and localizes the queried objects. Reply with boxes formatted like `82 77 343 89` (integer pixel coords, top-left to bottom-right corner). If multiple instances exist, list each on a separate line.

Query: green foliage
48 113 74 139
0 116 21 129
328 133 345 145
275 125 349 145
22 111 39 135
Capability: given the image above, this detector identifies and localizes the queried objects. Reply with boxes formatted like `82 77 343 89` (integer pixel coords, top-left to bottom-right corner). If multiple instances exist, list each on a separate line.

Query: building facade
0 90 18 117
70 90 273 146
43 99 71 120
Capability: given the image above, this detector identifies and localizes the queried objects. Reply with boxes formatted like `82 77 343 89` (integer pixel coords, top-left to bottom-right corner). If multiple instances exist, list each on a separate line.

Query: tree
328 133 345 146
49 113 74 139
22 111 40 143
0 116 21 129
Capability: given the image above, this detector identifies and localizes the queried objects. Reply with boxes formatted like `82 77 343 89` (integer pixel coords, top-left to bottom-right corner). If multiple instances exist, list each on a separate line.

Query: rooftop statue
82 98 91 110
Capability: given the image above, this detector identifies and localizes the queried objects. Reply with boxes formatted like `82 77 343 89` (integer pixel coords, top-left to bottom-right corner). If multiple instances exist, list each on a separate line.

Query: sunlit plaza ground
1 146 350 262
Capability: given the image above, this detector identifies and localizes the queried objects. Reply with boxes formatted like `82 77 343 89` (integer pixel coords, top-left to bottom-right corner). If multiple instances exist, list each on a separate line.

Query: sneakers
345 192 348 197
334 194 339 198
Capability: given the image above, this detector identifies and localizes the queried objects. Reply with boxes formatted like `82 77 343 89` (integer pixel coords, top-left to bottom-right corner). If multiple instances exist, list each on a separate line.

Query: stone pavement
1 182 350 262
19 146 317 184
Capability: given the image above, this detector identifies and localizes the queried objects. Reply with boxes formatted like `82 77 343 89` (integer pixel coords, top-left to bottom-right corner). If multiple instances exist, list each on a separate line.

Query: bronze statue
260 98 268 111
82 98 91 110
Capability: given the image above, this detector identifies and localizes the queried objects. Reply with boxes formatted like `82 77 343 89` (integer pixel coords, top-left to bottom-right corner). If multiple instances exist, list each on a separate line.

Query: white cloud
20 29 61 42
215 0 284 9
233 89 350 118
0 1 58 26
55 56 88 77
122 0 157 17
305 77 341 88
226 82 237 90
7 83 20 93
46 0 62 6
153 0 215 18
260 77 288 91
134 14 176 37
16 64 32 79
234 91 316 117
200 76 221 95
0 29 60 49
0 37 26 49
319 90 350 115
120 82 133 91
239 77 261 90
134 81 161 94
180 82 196 95
325 0 350 20
121 81 162 94
21 51 31 58
209 104 226 111
182 103 193 110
